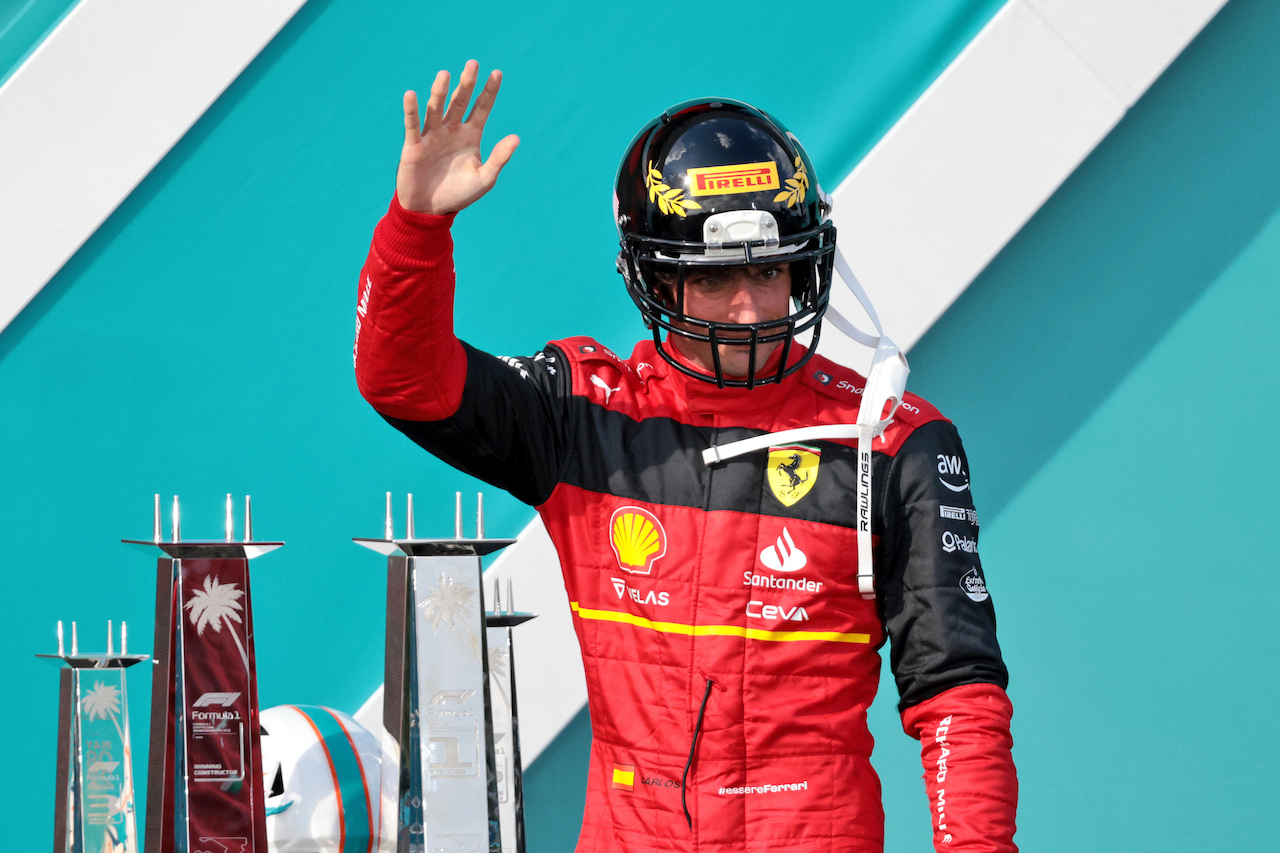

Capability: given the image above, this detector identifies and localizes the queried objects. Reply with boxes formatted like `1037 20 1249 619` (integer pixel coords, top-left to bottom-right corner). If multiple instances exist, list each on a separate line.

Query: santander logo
760 527 807 573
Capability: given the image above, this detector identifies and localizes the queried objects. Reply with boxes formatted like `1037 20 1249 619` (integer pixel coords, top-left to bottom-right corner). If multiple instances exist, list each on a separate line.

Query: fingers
443 59 479 123
424 69 449 129
466 69 503 128
402 90 421 144
479 133 520 186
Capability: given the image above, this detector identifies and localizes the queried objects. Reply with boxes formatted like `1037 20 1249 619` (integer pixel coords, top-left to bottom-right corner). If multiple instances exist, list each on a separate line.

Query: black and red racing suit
355 197 1018 852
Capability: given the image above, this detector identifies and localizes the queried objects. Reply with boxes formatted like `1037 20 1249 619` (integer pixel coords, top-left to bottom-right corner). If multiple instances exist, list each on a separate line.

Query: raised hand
396 60 520 215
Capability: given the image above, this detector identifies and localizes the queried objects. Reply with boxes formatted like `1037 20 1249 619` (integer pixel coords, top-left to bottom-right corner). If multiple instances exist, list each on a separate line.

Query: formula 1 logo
430 689 477 705
192 692 241 708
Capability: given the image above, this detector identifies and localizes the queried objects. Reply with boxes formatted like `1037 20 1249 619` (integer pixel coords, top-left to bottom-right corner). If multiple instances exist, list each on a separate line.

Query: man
355 61 1017 852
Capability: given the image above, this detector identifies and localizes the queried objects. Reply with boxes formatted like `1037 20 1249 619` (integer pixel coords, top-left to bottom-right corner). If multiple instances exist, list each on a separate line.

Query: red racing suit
355 197 1018 852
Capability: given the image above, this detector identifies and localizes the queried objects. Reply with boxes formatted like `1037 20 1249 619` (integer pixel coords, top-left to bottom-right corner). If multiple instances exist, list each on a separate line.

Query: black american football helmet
615 98 836 388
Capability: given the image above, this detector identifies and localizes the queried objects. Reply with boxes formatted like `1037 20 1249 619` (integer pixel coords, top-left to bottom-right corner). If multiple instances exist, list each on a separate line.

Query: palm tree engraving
83 680 122 721
81 680 135 850
488 643 511 711
185 574 249 671
419 573 481 663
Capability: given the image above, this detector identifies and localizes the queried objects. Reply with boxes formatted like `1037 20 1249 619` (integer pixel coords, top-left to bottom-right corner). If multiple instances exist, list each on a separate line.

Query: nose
725 273 767 324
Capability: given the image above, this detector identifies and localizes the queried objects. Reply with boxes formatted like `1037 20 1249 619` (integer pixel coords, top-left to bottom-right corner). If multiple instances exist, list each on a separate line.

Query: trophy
484 578 536 853
356 492 517 853
39 620 149 853
124 495 282 853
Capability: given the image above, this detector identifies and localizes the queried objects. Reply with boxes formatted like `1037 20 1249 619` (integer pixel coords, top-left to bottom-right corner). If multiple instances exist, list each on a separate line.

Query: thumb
479 134 520 186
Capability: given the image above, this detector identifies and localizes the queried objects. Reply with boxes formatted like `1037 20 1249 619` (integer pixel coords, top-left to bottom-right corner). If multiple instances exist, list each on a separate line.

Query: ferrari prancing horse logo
767 444 821 507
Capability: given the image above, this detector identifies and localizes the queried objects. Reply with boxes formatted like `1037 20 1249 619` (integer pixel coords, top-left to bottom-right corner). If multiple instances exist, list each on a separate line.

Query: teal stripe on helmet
292 705 374 852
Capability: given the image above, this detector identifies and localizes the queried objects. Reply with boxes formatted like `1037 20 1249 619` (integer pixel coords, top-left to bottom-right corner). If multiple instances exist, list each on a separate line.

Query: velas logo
767 445 820 507
611 576 670 607
687 161 781 196
609 506 667 575
612 763 636 791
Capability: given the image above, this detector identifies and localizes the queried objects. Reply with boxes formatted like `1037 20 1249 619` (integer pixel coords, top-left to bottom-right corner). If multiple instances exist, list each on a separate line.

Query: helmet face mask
615 98 836 389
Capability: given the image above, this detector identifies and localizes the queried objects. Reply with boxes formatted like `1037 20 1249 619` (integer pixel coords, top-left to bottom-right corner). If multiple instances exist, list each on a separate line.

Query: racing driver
354 61 1018 852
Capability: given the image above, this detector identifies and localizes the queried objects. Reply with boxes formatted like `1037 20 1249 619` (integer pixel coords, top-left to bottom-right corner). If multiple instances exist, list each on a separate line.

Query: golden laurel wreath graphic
774 156 809 208
646 161 702 217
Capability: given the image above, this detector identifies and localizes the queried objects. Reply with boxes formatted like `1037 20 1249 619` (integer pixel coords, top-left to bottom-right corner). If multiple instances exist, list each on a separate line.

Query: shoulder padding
799 352 949 430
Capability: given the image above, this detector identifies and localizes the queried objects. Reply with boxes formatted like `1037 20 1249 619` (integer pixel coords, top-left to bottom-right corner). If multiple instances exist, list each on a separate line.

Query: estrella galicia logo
960 567 989 602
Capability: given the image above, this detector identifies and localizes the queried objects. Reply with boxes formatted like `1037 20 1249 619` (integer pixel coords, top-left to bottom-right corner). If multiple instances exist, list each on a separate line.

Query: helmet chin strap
701 244 909 599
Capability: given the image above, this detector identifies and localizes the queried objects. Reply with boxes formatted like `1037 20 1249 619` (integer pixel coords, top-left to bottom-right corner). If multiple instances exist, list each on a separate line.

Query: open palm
397 60 520 215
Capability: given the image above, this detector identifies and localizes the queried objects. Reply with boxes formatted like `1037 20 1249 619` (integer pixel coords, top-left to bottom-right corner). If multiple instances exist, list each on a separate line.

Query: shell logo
609 506 667 575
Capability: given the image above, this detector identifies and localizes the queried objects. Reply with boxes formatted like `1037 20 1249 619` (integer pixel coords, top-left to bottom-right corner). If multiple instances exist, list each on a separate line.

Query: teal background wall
1 2 1010 852
868 0 1280 848
0 0 80 86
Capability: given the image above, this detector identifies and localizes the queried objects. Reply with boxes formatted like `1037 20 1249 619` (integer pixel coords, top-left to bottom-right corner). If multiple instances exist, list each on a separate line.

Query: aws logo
609 507 667 575
937 454 970 493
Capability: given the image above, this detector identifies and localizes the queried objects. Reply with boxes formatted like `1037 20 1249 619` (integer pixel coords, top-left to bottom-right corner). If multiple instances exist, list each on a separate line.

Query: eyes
683 265 787 293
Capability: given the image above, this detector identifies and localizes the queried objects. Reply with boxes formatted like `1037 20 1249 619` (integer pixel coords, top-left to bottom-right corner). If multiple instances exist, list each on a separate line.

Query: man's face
661 263 794 380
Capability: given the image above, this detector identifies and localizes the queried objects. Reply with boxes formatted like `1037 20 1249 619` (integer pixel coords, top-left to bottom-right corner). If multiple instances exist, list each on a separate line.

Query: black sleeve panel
878 419 1008 713
381 342 573 507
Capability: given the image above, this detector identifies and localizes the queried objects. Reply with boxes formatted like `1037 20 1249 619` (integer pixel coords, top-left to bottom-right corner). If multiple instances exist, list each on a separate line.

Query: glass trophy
484 577 536 853
39 620 149 853
355 492 514 853
124 495 282 853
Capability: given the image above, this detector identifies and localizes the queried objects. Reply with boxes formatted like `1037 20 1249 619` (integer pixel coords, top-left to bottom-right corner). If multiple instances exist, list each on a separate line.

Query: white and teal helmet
259 704 397 852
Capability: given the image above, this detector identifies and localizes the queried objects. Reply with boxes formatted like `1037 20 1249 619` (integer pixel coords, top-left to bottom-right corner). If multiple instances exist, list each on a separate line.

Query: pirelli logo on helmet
687 161 781 196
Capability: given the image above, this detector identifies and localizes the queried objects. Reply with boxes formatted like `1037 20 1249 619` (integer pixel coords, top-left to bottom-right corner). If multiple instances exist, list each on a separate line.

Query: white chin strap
700 245 910 600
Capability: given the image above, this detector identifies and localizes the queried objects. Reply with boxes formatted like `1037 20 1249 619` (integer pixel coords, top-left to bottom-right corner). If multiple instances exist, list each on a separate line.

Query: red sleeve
901 683 1018 852
353 194 467 421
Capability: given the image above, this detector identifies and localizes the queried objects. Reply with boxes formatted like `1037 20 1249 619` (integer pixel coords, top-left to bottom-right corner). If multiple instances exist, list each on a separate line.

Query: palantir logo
760 527 807 573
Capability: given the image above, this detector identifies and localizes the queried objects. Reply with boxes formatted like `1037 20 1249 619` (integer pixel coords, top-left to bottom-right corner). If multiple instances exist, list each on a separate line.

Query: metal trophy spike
123 495 283 853
38 620 149 853
484 575 537 853
355 492 516 853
